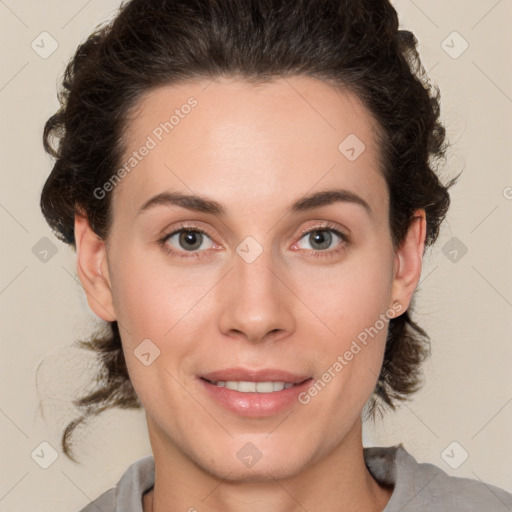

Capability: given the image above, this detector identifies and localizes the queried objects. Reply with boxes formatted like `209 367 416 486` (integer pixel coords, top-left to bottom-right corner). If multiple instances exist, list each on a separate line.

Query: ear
74 214 116 322
390 209 427 312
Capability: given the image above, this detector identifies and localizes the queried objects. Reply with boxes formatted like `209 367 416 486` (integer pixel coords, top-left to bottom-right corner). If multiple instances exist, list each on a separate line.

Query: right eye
158 226 216 258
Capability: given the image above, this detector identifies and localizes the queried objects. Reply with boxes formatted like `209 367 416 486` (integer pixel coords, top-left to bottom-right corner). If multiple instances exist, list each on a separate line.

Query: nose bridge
236 237 276 295
218 236 294 342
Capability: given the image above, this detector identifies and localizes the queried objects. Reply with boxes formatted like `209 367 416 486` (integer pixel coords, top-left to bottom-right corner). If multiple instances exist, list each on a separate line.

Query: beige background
1 0 511 510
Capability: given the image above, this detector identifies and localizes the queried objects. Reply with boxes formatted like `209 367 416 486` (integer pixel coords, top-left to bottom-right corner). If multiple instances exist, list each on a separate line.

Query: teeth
257 382 274 393
213 381 294 392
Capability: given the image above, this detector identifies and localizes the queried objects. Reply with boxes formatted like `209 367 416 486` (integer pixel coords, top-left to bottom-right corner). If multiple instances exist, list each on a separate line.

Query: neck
144 419 393 512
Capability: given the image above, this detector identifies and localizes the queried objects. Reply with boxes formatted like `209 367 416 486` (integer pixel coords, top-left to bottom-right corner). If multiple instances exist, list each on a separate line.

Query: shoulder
75 455 155 512
77 489 115 511
365 444 512 512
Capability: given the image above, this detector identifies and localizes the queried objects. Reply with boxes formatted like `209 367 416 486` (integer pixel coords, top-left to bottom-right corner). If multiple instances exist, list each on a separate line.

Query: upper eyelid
163 223 214 241
297 223 348 238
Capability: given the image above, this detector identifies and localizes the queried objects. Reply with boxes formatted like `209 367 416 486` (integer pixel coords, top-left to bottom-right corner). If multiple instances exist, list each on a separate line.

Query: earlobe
74 214 116 322
390 209 427 312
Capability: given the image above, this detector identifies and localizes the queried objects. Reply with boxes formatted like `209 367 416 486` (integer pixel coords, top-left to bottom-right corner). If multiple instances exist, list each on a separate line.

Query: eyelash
157 221 349 260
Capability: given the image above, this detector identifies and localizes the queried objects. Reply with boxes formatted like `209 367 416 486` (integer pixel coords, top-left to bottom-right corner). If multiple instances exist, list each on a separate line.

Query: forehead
113 75 387 219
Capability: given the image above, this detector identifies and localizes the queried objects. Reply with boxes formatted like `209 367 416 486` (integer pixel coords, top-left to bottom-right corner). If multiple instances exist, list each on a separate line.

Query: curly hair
40 0 457 461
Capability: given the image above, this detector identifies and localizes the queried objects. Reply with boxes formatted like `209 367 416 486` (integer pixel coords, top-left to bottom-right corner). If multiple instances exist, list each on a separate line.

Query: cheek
108 246 201 340
293 244 394 336
107 252 218 399
108 257 201 407
292 245 394 402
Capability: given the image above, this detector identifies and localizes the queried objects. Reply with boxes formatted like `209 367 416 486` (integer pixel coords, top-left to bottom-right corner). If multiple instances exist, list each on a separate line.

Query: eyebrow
137 188 372 217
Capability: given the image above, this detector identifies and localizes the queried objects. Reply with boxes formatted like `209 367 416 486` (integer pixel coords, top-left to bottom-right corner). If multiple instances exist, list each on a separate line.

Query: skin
74 75 426 512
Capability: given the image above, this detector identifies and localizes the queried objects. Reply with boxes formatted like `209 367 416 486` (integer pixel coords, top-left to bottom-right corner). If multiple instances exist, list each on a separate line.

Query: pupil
180 230 201 251
311 230 331 250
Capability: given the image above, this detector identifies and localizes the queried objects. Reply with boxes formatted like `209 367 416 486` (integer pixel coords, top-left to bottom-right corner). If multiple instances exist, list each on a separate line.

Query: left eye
296 228 346 251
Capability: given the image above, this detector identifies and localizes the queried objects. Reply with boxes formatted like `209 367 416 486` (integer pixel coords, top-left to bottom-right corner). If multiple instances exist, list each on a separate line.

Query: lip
198 367 313 418
200 368 311 384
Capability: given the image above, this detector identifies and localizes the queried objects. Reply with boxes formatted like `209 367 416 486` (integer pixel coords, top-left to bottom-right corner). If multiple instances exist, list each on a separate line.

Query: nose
218 244 296 344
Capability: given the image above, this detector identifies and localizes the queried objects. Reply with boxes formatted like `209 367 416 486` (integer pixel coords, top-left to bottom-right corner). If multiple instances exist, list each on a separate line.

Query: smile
199 373 314 417
206 380 296 392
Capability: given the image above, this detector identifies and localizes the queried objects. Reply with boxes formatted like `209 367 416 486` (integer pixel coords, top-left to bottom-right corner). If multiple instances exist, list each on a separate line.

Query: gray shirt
78 444 512 511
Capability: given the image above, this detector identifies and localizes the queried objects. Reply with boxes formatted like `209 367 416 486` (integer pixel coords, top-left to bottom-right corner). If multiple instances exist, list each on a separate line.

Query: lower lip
199 378 313 417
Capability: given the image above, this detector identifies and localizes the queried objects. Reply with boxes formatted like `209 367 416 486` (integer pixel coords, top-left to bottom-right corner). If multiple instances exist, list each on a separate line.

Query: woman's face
77 76 423 481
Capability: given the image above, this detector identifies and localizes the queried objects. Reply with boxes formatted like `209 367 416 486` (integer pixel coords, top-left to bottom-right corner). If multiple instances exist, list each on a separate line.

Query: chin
190 439 315 483
202 458 306 483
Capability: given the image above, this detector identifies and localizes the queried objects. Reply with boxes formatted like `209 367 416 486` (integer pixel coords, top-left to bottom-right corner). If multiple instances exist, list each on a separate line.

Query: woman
40 0 512 510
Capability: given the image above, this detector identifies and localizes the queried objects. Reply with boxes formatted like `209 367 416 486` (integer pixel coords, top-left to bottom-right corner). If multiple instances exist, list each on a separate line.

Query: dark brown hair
40 0 457 461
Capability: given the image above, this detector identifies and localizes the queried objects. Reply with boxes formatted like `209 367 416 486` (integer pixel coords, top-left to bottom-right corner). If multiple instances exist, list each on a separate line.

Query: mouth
200 378 311 393
198 368 313 417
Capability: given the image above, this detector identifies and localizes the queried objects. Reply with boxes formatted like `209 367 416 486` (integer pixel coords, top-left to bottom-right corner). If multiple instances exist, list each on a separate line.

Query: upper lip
200 368 312 384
